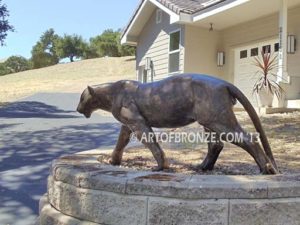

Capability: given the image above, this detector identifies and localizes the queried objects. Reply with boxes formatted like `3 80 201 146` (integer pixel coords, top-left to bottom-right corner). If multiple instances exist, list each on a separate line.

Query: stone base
258 107 300 114
287 99 300 108
37 154 300 225
234 107 300 114
40 203 99 225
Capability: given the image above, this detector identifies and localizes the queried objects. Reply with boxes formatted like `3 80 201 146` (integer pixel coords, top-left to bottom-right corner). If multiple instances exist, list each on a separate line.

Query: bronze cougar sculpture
77 74 278 174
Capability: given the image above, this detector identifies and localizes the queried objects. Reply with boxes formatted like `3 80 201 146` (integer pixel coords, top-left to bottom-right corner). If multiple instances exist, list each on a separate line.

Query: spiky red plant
252 48 284 99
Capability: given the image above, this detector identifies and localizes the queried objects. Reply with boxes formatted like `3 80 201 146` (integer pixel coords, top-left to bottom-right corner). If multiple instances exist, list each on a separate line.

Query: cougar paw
152 164 169 172
195 162 214 171
262 163 278 175
109 159 121 166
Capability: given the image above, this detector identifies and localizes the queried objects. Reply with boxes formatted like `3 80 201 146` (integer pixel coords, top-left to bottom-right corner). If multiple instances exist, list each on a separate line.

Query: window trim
262 45 271 54
168 29 181 74
274 43 279 52
240 50 247 59
250 47 258 57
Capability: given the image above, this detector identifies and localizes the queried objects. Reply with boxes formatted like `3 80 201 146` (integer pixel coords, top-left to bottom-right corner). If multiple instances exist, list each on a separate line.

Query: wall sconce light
287 35 296 54
209 23 214 32
217 52 225 66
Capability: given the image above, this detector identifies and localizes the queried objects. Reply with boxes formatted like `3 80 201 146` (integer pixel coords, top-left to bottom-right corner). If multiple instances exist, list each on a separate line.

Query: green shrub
4 55 31 73
0 62 10 76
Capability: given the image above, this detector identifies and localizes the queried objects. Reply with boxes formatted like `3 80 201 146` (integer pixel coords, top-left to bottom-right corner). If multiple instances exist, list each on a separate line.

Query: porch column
277 0 289 83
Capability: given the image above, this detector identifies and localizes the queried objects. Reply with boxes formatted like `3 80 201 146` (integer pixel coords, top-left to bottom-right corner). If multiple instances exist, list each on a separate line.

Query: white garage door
234 39 279 106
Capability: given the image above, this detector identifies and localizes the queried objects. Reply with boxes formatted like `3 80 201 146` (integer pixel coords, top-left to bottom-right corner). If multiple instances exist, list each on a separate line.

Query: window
169 30 180 73
274 43 279 52
156 9 162 24
170 31 180 52
262 45 271 54
240 50 247 59
251 48 258 57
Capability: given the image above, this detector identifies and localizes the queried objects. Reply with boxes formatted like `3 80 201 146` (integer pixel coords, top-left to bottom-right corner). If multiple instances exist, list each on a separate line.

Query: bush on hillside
0 56 31 75
81 43 98 59
0 62 10 76
4 55 31 73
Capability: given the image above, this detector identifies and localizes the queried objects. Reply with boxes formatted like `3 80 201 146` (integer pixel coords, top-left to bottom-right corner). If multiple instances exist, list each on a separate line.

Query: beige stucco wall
136 9 184 81
285 6 300 99
183 25 222 78
219 6 300 99
220 13 279 83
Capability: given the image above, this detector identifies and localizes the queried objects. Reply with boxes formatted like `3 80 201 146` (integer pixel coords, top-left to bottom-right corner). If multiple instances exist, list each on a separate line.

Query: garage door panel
234 40 279 107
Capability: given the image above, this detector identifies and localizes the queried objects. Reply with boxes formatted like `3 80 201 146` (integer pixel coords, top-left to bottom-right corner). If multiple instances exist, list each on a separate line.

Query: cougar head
77 86 99 118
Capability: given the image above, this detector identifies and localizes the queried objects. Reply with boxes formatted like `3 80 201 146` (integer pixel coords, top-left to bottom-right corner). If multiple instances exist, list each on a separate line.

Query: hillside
0 56 136 102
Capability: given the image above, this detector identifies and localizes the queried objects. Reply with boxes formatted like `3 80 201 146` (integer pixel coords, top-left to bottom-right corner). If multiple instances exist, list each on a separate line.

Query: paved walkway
0 93 120 225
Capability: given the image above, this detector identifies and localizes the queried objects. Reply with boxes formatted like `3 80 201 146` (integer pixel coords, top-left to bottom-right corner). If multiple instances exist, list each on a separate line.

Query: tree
4 55 31 73
31 47 58 69
31 29 59 68
90 29 135 58
0 62 10 75
0 0 14 46
55 34 86 62
81 43 98 60
90 29 120 57
116 30 135 57
119 45 136 57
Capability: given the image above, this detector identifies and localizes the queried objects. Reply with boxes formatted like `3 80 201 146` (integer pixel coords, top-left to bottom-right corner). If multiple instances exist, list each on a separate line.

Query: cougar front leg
110 125 132 165
115 104 169 171
129 122 169 171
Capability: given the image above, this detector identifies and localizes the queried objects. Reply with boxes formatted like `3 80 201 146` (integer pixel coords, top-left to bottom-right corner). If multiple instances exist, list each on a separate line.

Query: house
121 0 300 108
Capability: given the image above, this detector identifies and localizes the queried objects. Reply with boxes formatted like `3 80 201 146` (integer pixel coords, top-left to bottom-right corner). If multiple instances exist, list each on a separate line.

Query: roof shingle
156 0 226 14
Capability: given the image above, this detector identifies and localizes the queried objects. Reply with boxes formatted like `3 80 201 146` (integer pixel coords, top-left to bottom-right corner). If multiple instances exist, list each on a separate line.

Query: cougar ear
87 86 95 96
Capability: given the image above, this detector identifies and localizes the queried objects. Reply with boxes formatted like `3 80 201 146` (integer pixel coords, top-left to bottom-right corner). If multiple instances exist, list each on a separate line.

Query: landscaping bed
97 111 300 175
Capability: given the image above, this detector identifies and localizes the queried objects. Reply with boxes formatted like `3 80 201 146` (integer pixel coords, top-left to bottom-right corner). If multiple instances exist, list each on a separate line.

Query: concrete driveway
0 93 120 225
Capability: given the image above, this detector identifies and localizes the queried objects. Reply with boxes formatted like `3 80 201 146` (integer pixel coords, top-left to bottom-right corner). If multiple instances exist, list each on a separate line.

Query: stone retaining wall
38 154 300 225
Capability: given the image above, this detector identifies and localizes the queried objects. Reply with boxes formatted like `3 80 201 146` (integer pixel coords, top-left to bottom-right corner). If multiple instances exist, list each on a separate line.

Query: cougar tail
228 85 278 171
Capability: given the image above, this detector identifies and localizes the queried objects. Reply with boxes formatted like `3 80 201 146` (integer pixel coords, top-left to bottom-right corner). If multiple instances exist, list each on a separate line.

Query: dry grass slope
0 56 136 102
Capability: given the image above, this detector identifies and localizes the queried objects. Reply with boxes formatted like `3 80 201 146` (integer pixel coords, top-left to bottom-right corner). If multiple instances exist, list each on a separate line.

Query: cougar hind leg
200 108 276 174
197 127 224 171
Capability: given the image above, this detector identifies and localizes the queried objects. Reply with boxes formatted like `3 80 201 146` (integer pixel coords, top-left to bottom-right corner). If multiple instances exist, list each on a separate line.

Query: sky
0 0 140 59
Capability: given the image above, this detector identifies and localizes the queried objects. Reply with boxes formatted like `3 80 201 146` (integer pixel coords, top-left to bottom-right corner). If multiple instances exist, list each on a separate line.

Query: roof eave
120 0 145 45
192 0 249 22
121 0 180 46
121 0 249 45
121 35 138 46
149 0 180 23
